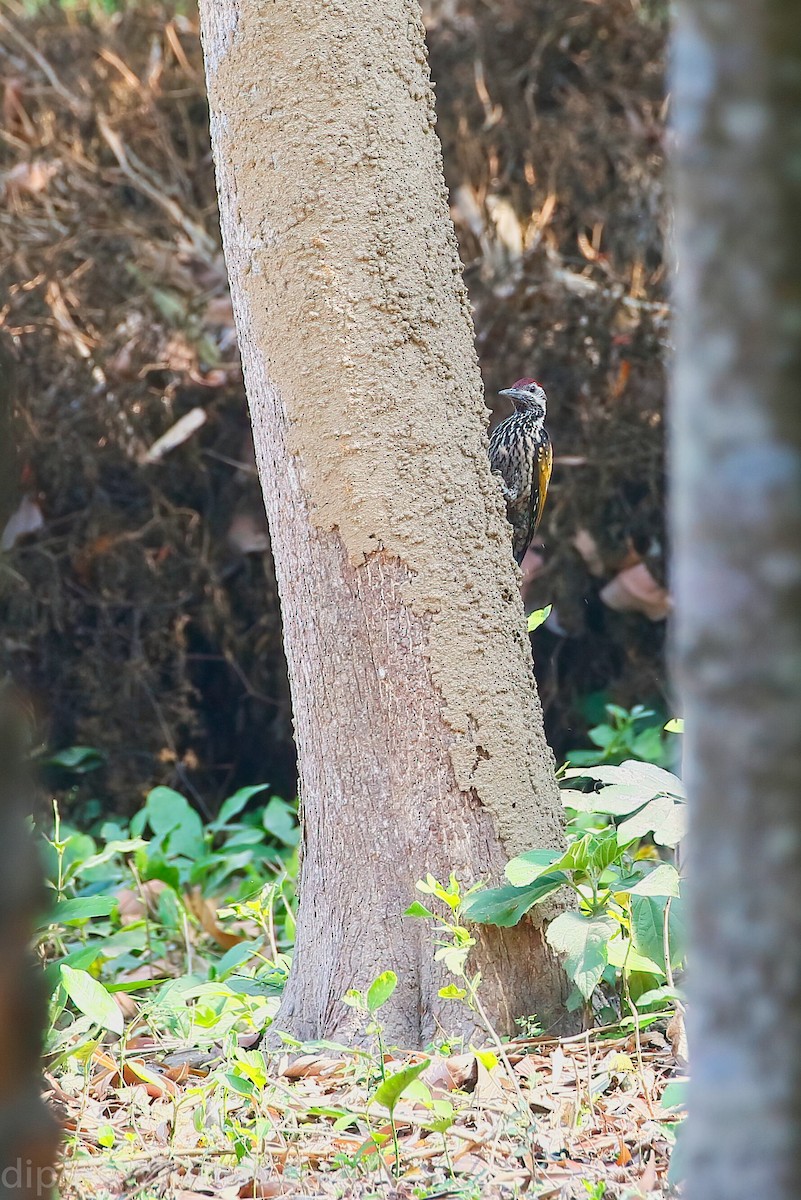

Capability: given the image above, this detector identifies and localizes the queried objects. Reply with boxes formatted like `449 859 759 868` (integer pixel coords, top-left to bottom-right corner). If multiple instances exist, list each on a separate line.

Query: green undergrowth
38 707 685 1191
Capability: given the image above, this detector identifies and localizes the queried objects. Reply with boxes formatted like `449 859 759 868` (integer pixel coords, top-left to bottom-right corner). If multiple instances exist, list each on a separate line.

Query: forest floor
51 1020 681 1199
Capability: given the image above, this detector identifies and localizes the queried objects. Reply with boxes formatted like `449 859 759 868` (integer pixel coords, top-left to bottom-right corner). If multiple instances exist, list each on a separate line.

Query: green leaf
97 1125 115 1148
635 985 683 1009
462 873 566 926
212 785 270 829
404 901 435 919
262 797 299 846
505 848 561 887
631 895 686 969
588 724 616 749
144 786 193 834
554 835 594 875
223 1072 255 1096
372 1059 429 1114
105 977 169 995
618 796 686 847
45 746 105 773
631 727 665 762
526 605 552 633
144 787 205 859
563 760 685 797
74 839 147 875
60 965 123 1035
561 785 650 817
438 984 466 1000
587 831 625 874
626 863 680 898
367 971 397 1013
136 853 180 891
546 911 616 1000
605 936 663 975
50 895 116 924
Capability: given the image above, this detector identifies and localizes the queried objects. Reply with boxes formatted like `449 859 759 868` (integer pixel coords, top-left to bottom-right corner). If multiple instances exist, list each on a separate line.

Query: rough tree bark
671 1 801 1196
199 0 571 1045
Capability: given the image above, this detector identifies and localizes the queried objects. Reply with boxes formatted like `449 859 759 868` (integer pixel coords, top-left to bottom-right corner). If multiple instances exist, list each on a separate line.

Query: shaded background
0 0 669 814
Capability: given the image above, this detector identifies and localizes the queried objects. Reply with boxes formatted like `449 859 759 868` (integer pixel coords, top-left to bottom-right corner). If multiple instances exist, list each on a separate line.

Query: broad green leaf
563 760 685 797
235 1050 268 1088
50 895 116 924
462 873 566 927
631 895 686 969
526 605 552 633
223 1072 255 1096
636 985 684 1009
618 795 686 847
262 797 300 846
631 727 666 762
136 853 180 892
588 724 616 749
626 863 680 898
367 971 397 1013
212 785 270 829
372 1059 429 1113
546 911 616 1000
404 901 435 919
60 965 123 1035
560 785 650 817
605 936 663 975
505 848 561 886
144 787 193 835
438 984 466 1000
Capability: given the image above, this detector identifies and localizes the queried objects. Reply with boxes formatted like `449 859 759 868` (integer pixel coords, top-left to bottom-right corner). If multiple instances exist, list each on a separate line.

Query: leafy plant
342 969 399 1085
463 759 686 1019
567 702 679 768
406 875 539 1124
36 781 298 1051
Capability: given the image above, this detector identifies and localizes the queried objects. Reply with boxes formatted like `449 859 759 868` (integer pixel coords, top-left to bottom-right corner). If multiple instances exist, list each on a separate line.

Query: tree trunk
671 1 801 1195
199 0 570 1045
0 690 61 1192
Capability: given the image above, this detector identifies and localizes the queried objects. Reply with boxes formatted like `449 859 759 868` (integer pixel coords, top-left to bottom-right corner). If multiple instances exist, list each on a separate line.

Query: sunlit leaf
546 911 616 1000
60 965 123 1035
372 1059 429 1113
367 970 397 1013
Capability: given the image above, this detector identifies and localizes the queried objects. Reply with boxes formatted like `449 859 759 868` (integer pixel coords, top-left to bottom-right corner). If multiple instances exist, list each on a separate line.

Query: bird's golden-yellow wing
533 433 553 533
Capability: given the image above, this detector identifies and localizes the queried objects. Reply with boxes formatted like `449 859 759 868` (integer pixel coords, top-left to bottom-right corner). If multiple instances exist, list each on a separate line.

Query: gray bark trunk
199 0 572 1046
671 1 801 1195
0 474 61 1194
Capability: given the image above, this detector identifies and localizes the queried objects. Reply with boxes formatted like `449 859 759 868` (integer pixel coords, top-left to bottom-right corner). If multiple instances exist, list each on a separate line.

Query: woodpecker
488 378 553 564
